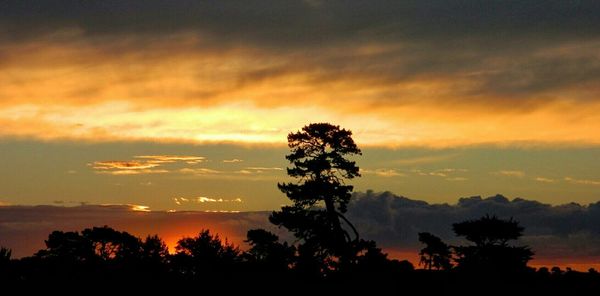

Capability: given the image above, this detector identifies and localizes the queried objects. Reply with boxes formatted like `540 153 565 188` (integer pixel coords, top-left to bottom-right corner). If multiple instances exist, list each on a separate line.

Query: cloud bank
347 191 600 266
2 191 600 269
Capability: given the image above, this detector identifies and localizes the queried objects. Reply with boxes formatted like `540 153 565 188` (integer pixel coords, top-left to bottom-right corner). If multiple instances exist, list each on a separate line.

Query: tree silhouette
418 232 452 270
244 229 295 272
36 230 95 262
172 229 240 278
270 123 362 273
141 235 169 265
452 215 533 272
0 247 11 270
81 226 142 261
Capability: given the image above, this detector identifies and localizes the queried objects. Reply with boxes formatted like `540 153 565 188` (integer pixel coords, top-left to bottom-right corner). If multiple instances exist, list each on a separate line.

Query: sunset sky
1 1 600 266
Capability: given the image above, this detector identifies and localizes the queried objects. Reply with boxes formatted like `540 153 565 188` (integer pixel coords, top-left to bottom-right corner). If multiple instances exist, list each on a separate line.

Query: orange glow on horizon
385 248 600 272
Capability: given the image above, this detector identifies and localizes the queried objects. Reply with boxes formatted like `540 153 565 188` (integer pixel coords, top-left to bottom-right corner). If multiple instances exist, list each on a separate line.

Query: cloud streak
361 168 406 178
173 196 243 205
492 170 526 178
135 155 205 164
91 155 206 175
565 177 600 186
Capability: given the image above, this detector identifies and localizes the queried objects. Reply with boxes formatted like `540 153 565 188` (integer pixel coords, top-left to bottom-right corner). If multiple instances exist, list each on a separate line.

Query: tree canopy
452 215 533 272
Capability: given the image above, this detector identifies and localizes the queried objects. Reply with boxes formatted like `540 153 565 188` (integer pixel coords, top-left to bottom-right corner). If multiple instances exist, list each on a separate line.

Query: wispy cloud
394 154 458 165
92 161 160 170
98 169 169 175
173 196 243 205
446 177 468 182
534 177 556 183
179 168 222 175
223 159 243 163
492 170 526 178
565 177 600 186
90 160 168 175
135 155 205 164
361 168 406 177
243 167 284 173
91 155 207 175
414 168 468 178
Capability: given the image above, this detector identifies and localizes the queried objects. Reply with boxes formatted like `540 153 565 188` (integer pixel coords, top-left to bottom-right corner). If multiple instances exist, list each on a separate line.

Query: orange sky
1 32 600 147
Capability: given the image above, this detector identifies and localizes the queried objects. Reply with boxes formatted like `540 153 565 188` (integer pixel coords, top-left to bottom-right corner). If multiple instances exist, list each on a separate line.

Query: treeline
0 226 412 292
0 220 599 293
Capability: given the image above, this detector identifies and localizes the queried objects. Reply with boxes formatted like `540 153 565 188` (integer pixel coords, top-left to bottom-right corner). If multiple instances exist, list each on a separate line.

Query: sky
1 1 600 265
1 1 600 211
0 0 600 270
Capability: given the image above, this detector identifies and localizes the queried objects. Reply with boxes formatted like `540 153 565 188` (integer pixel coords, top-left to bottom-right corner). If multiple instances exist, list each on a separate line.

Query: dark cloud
1 1 599 45
1 1 599 104
2 192 600 264
346 191 600 261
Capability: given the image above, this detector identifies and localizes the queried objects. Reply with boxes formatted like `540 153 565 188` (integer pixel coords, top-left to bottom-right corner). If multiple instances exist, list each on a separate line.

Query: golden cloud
492 170 526 178
92 161 160 170
222 159 243 163
173 196 243 205
135 155 206 164
534 177 556 183
361 169 406 178
91 155 206 175
564 177 600 186
1 34 600 147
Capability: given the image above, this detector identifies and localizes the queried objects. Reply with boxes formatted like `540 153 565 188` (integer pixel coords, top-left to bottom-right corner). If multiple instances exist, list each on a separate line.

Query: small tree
452 215 533 272
270 123 362 272
418 232 452 270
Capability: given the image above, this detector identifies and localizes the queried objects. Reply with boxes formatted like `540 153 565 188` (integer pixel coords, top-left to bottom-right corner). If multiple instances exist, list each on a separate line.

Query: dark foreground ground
2 265 599 294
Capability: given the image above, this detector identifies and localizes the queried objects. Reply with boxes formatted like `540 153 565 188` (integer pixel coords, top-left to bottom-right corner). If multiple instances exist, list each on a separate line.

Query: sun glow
130 205 151 212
